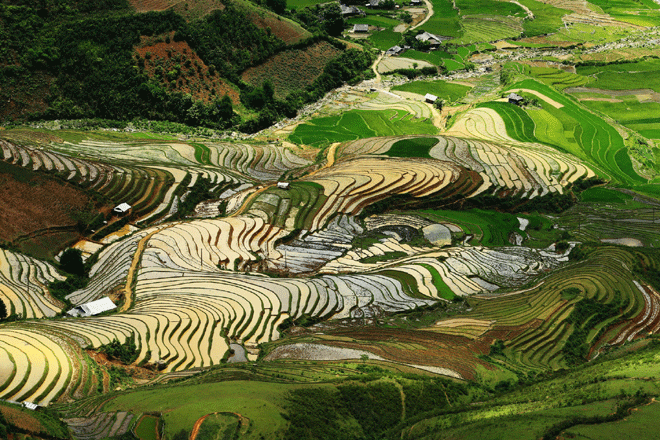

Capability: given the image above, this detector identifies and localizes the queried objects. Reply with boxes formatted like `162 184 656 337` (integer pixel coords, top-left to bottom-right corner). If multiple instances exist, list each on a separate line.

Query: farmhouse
277 182 290 190
386 45 405 56
366 0 380 7
508 93 524 105
22 402 38 411
415 31 449 49
425 93 438 104
340 4 363 16
113 202 131 214
67 296 117 317
353 24 369 33
410 0 422 5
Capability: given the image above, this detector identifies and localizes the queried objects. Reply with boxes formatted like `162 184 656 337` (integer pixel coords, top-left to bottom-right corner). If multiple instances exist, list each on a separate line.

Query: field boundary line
120 224 179 312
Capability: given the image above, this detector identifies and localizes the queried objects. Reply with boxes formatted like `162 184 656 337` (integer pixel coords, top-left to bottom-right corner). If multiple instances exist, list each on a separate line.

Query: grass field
392 80 471 102
423 0 462 37
455 0 525 16
418 208 521 246
347 15 400 29
403 50 453 66
517 0 571 37
384 137 439 158
289 109 438 147
579 187 633 204
103 381 311 439
577 59 660 93
286 0 331 9
369 29 403 50
452 16 523 44
135 415 159 440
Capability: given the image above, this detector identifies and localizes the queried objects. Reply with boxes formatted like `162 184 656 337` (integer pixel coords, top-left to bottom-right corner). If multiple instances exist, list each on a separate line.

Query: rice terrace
2 0 660 439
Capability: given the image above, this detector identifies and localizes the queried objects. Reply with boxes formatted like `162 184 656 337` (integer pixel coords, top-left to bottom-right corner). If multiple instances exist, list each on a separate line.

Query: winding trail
411 0 435 30
372 52 384 83
120 224 177 312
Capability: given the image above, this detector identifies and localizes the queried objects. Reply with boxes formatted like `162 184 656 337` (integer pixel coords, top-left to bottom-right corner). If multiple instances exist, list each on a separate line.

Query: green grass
453 16 522 44
403 50 452 66
455 0 525 16
517 0 572 37
368 29 403 50
347 15 400 29
286 0 331 9
443 59 464 71
135 415 159 440
103 381 311 439
418 209 521 246
580 187 633 204
577 59 660 93
422 0 462 37
384 137 439 158
289 109 437 148
566 402 660 440
391 80 471 102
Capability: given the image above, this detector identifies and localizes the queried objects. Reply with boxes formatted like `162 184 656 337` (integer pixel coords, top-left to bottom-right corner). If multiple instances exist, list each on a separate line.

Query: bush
99 334 139 364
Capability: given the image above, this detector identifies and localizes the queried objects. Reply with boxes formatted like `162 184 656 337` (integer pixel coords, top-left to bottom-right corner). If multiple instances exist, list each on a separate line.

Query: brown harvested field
316 328 496 380
241 41 342 98
0 404 44 433
249 12 310 44
135 33 240 104
129 0 181 12
0 163 99 258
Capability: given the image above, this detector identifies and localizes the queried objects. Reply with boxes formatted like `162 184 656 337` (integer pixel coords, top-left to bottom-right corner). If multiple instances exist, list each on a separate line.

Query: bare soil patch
0 164 99 258
135 33 239 104
87 350 159 381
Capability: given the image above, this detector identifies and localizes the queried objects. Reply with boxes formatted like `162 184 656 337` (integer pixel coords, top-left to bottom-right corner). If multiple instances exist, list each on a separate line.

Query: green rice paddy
289 109 437 147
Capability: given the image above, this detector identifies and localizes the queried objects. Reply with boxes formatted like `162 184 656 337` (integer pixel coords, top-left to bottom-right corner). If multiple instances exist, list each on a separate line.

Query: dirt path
189 413 211 440
509 0 533 19
411 0 434 30
372 52 383 83
119 224 176 312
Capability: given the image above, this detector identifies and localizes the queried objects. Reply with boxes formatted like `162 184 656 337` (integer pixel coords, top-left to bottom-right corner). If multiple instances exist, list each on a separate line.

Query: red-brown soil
87 350 159 382
135 33 240 104
0 405 44 433
241 41 341 98
0 163 98 258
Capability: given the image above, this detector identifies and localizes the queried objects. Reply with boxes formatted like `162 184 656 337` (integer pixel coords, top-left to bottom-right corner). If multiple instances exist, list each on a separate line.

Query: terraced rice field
289 109 437 148
0 249 65 319
464 81 645 184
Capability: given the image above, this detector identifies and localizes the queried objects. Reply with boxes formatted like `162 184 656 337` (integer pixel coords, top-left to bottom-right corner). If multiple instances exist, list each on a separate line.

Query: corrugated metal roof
424 93 438 102
113 202 131 213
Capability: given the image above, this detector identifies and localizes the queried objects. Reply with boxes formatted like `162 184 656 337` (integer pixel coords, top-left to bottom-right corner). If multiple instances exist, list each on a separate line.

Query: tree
0 299 6 320
60 248 85 277
322 4 345 37
500 69 513 86
434 99 444 111
266 0 286 14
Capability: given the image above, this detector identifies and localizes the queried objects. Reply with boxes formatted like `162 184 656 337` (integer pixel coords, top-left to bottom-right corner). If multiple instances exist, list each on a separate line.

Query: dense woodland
0 0 373 131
